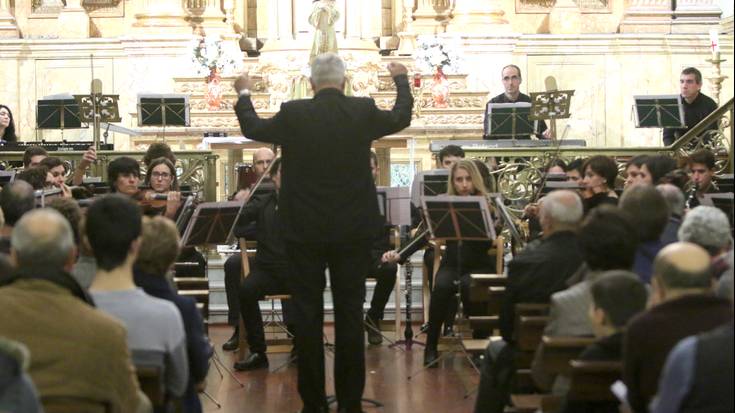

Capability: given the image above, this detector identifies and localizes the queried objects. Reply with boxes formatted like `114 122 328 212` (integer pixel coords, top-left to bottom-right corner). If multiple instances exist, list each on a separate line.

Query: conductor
233 53 413 413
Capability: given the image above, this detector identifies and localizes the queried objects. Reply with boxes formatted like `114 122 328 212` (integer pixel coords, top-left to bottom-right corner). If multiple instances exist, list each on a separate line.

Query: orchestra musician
580 155 619 214
141 157 182 220
662 67 718 146
488 65 550 140
686 149 718 198
229 158 296 371
383 160 496 367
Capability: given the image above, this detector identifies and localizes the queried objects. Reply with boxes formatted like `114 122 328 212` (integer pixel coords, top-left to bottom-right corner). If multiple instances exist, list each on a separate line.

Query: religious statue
309 0 339 63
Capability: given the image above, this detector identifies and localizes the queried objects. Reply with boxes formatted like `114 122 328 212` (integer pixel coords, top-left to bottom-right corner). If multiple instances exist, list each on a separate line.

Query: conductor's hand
387 62 408 78
234 72 254 95
381 250 401 264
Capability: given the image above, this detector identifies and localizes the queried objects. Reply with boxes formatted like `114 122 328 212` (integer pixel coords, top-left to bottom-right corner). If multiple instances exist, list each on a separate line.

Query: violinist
384 160 496 367
580 155 618 214
141 157 181 220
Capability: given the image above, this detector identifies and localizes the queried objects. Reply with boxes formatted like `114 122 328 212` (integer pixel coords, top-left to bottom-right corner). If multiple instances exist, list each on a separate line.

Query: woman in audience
385 160 496 367
624 155 649 189
133 216 212 413
640 155 677 186
580 155 618 213
0 105 18 142
142 157 182 219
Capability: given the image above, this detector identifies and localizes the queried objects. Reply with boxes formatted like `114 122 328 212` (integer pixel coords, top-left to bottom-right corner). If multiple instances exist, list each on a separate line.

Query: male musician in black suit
662 67 718 146
233 53 413 413
488 64 549 139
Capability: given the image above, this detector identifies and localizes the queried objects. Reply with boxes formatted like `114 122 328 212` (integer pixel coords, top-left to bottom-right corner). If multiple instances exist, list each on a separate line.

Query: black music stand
0 171 16 186
138 94 190 127
539 180 582 196
483 102 536 140
181 201 244 248
423 173 449 197
410 195 495 391
36 98 85 130
633 95 684 128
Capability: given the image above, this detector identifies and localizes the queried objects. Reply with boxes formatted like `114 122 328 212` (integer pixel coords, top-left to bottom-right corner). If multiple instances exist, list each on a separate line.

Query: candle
709 29 720 55
413 73 422 88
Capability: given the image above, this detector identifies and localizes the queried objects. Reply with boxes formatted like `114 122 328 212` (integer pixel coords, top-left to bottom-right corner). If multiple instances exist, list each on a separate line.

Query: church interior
0 0 733 412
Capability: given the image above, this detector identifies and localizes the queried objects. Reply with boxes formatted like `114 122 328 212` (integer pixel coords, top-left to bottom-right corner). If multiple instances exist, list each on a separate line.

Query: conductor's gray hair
656 184 685 217
310 53 346 88
11 209 74 270
540 190 583 226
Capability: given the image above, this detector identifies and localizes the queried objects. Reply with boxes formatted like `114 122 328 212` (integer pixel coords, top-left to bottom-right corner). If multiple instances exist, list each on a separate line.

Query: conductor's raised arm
368 62 413 139
233 72 290 145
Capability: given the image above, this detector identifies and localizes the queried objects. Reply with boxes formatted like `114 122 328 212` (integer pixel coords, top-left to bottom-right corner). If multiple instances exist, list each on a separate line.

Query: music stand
483 102 536 140
529 90 574 140
539 180 583 196
490 193 523 248
181 201 244 248
633 95 684 128
713 174 734 194
410 195 495 391
138 94 190 127
410 169 449 209
376 186 411 226
36 98 84 130
34 188 63 208
0 171 16 186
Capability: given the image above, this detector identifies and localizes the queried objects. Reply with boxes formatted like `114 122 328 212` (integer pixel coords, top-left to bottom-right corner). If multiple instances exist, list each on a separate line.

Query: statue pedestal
57 0 89 38
259 37 378 55
396 32 417 56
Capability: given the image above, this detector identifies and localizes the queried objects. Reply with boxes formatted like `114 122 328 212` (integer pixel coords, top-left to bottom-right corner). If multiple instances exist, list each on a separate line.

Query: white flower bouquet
414 35 464 75
189 36 244 76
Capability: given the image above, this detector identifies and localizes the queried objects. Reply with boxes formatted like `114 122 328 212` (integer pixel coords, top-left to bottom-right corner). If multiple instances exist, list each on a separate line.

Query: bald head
11 209 75 271
539 190 583 233
653 242 712 292
252 147 275 176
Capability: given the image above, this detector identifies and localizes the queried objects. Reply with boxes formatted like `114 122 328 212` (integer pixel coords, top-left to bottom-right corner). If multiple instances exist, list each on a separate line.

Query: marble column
447 0 508 33
619 0 674 33
0 0 20 38
672 0 721 33
413 0 452 34
58 0 90 38
134 0 190 33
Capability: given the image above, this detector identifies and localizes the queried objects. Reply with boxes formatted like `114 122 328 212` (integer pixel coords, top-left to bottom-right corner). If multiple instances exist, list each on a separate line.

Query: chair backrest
136 365 166 407
516 315 550 352
567 360 622 402
173 262 201 278
539 336 596 376
42 396 110 413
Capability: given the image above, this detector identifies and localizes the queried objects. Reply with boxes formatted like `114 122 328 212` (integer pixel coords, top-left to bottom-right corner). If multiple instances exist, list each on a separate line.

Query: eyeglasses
151 172 172 179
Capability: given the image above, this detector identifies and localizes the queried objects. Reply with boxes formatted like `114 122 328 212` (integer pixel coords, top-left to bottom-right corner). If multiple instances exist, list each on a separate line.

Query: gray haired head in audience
656 184 685 218
310 53 346 89
0 180 34 228
539 189 584 230
678 206 732 256
11 209 75 271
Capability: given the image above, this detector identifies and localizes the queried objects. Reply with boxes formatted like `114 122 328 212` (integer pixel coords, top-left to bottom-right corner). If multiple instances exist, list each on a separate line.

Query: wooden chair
42 396 110 413
262 293 295 354
567 360 622 402
136 365 167 411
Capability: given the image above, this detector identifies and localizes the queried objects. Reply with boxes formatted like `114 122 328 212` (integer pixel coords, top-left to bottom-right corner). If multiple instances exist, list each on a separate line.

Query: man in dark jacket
623 242 733 413
233 53 412 413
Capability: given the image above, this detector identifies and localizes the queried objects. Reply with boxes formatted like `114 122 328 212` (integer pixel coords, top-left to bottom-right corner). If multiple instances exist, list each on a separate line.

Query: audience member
0 338 42 412
623 242 732 413
656 183 685 244
0 180 34 254
624 155 649 189
619 185 671 283
22 146 47 169
134 216 211 413
678 205 733 299
532 206 638 391
651 318 733 413
640 155 676 186
0 209 146 412
71 216 97 289
0 105 18 142
46 197 82 246
87 195 189 402
475 190 585 413
561 271 648 413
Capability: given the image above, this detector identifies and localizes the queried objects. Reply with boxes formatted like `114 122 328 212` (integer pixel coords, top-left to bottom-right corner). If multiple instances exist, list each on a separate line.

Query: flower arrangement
188 36 244 77
413 35 464 75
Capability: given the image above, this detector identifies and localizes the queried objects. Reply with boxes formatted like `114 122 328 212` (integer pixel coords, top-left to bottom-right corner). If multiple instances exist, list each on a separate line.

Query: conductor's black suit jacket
235 74 413 244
